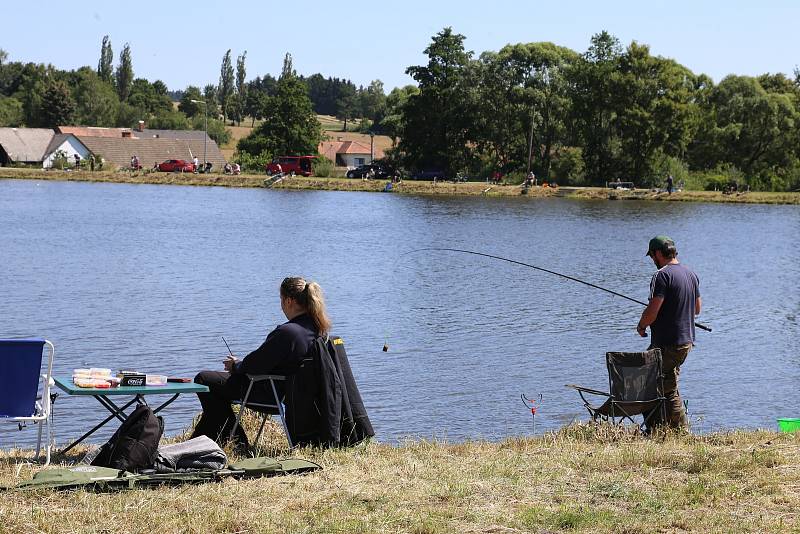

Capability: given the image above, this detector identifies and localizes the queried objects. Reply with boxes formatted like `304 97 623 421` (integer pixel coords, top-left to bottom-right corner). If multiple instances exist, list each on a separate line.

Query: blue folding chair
0 338 56 465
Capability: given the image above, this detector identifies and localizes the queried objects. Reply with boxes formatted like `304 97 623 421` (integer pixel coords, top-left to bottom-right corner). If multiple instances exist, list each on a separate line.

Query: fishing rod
407 248 711 332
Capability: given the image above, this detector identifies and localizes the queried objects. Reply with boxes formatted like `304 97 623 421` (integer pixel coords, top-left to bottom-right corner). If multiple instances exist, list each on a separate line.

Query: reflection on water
1 179 799 447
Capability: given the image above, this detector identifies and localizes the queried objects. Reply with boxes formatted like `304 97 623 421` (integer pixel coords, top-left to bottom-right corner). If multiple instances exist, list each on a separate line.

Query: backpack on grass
91 404 164 472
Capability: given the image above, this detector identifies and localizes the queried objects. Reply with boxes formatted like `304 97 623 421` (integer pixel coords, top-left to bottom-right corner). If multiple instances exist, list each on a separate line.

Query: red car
265 156 315 177
157 159 195 172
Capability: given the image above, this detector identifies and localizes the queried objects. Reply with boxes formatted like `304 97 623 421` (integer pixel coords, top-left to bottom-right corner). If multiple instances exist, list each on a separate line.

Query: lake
2 179 799 448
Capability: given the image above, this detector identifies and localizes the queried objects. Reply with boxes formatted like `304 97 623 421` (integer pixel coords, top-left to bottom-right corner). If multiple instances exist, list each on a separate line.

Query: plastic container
146 374 168 386
777 418 800 433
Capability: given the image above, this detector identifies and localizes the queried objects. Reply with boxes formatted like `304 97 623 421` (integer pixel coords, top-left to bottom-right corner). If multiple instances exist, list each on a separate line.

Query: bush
313 156 334 177
550 147 585 185
50 149 68 170
234 151 271 173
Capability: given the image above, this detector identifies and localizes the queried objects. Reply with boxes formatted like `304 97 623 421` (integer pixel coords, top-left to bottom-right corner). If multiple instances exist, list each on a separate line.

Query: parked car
410 169 446 180
346 164 395 179
157 159 195 172
266 156 315 176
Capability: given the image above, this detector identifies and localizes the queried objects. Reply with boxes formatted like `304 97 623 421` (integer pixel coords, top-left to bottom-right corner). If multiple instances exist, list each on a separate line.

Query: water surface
2 179 798 447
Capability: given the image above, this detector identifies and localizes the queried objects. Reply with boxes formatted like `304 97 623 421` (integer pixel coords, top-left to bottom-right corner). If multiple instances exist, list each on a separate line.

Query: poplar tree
115 43 133 101
235 51 247 126
97 35 114 84
218 49 234 124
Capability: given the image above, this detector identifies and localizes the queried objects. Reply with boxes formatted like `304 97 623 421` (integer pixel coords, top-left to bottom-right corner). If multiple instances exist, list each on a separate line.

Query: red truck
265 156 315 177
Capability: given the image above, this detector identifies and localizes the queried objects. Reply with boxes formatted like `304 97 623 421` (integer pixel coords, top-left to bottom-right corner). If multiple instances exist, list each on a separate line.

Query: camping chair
230 374 293 449
566 349 666 432
0 338 56 465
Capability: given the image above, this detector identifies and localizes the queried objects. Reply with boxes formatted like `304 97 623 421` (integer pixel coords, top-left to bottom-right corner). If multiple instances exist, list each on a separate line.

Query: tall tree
73 67 119 126
401 27 474 176
569 31 623 184
115 43 133 101
360 79 387 124
280 52 295 79
237 76 321 158
235 51 247 126
218 49 234 124
335 82 358 131
97 35 114 83
40 77 76 127
178 85 203 118
611 43 697 184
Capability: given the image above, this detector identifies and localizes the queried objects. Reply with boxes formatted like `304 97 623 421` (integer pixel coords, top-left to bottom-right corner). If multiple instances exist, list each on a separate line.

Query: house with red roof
318 138 385 168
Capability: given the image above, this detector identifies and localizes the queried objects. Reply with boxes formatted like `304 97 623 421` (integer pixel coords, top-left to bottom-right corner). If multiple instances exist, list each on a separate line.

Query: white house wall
43 138 90 168
341 153 372 168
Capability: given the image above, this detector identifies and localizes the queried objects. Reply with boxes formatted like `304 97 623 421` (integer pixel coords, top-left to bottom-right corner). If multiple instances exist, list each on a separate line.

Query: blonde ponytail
280 276 331 336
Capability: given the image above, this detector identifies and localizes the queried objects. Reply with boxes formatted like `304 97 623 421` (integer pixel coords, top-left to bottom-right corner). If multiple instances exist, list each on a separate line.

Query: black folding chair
566 349 666 431
229 374 292 449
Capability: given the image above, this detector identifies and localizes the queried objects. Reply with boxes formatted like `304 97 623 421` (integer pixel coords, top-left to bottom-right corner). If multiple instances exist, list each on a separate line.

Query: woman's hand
223 355 239 372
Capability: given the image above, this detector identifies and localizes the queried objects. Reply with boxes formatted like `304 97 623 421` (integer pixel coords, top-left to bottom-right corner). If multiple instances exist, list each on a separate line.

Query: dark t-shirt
649 263 700 347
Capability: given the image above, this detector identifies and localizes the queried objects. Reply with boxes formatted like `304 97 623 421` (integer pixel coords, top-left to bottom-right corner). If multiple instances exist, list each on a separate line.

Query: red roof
318 140 384 161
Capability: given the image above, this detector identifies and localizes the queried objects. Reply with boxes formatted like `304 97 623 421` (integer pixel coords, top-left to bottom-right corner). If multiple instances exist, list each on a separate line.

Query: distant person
275 163 283 177
231 163 240 175
205 161 212 173
89 155 95 172
193 156 200 174
74 154 81 169
637 236 701 431
666 175 674 195
224 163 232 174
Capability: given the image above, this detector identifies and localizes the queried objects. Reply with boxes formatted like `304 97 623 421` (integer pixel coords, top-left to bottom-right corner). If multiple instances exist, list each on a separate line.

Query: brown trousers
648 343 692 429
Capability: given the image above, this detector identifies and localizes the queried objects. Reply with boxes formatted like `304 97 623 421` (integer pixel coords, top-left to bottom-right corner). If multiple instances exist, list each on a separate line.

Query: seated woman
191 276 331 448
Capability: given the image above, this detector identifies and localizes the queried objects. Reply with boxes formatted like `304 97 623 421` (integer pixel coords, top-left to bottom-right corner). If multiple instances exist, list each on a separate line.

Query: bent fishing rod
407 248 711 332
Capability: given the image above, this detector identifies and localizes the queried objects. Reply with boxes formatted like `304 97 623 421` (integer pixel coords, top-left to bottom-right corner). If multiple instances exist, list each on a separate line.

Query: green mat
4 457 321 491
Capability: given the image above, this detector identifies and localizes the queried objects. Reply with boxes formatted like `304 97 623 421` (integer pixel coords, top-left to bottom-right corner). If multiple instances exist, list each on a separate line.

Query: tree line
2 29 798 191
394 28 800 191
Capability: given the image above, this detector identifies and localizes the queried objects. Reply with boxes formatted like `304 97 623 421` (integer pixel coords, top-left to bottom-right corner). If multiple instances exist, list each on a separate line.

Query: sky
4 0 799 93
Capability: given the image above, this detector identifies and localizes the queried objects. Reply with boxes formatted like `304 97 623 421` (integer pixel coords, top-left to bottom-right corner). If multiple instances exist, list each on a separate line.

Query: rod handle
695 322 712 332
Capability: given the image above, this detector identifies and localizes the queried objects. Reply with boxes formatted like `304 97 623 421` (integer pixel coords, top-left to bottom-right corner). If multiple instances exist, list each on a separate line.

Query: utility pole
526 114 534 174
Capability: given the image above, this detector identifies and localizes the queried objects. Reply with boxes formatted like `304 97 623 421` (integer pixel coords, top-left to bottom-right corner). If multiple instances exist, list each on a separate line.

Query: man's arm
695 297 702 316
637 296 664 337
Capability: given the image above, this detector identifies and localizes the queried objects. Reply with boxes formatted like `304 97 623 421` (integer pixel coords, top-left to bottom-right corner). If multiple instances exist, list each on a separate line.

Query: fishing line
406 248 711 332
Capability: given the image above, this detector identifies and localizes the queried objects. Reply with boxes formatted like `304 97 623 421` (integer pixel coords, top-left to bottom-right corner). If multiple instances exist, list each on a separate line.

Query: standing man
193 156 200 174
666 174 674 195
637 236 701 430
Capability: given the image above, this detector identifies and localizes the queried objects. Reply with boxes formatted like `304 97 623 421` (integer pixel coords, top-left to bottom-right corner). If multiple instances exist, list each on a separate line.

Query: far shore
2 167 799 205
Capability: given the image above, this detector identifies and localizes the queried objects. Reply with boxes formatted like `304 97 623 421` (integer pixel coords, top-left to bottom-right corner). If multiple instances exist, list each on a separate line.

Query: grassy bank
2 167 799 204
1 425 797 533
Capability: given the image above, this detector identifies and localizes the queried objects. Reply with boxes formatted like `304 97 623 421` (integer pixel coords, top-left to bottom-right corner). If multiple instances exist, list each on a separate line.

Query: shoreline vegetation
1 425 798 533
2 167 799 204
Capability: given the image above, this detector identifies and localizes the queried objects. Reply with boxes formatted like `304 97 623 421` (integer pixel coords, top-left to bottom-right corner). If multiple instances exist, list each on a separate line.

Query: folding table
53 377 208 454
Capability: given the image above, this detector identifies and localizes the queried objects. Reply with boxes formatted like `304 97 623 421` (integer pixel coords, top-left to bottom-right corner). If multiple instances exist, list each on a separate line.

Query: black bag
91 404 164 472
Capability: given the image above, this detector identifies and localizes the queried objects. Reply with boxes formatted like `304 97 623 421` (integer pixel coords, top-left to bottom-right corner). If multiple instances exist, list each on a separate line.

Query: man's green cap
647 235 674 256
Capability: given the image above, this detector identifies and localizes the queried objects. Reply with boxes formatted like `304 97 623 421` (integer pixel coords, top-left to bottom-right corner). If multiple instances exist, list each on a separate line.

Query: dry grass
1 423 798 533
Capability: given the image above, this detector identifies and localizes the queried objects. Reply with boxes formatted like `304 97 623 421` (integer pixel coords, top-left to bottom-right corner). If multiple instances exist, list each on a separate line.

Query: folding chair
0 338 56 465
566 349 666 432
229 374 292 449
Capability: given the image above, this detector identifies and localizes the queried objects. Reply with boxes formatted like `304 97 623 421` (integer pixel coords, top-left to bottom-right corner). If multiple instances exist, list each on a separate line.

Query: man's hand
223 355 239 372
636 324 648 337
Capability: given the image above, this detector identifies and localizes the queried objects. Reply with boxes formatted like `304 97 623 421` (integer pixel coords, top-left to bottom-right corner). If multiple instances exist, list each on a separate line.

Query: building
57 125 226 170
0 127 56 166
42 134 91 168
318 139 385 168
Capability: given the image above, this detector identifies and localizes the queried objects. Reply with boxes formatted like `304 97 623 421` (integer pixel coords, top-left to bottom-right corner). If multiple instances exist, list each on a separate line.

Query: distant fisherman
637 236 701 430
